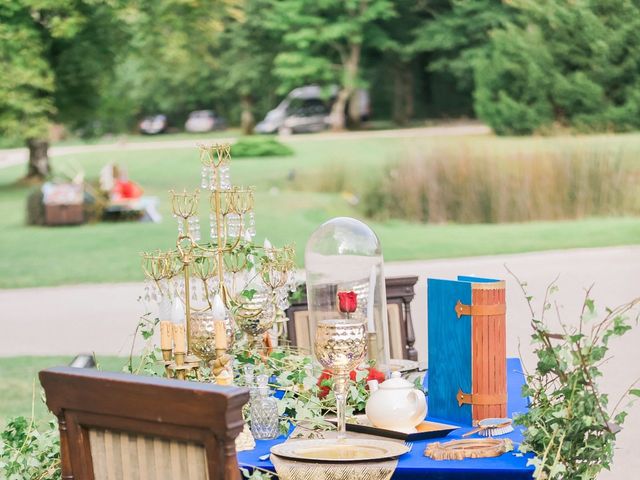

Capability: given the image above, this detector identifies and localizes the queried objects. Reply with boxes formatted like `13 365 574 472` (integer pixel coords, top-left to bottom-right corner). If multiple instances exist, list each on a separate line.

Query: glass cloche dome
305 217 390 373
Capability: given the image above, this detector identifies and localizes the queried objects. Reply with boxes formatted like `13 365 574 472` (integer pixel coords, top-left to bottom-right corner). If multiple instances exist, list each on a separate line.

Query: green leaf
242 289 257 300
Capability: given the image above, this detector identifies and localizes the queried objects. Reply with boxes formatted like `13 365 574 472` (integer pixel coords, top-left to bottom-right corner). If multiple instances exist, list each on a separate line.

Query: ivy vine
508 268 640 480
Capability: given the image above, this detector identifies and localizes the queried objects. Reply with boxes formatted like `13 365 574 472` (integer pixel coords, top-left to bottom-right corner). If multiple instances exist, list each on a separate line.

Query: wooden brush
463 418 513 438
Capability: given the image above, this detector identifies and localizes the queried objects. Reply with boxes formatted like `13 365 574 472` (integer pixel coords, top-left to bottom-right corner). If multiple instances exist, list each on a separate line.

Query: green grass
0 133 639 288
0 356 127 425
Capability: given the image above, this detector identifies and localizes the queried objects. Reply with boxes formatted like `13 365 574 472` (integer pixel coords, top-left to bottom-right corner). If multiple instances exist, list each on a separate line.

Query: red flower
337 291 357 313
317 367 385 399
350 367 386 384
317 369 333 398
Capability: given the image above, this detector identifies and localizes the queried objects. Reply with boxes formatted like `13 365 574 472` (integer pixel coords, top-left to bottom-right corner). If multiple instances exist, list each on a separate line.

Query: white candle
171 298 185 323
263 237 273 259
212 294 226 320
366 266 376 333
214 321 227 350
245 231 255 266
160 321 173 350
212 294 228 349
158 296 172 320
172 323 186 353
263 238 274 260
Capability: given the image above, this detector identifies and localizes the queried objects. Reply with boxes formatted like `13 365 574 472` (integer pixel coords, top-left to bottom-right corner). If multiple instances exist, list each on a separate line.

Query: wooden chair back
285 276 419 360
40 367 249 480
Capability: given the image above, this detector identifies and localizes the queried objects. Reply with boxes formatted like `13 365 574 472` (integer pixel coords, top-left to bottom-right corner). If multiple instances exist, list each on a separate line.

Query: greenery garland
509 269 640 480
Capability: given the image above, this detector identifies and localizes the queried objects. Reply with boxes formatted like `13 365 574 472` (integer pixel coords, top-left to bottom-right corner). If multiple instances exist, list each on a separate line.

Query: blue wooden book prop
427 276 507 425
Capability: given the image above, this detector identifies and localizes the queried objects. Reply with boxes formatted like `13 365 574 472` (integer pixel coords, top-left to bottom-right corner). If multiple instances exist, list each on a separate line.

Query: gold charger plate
270 438 410 463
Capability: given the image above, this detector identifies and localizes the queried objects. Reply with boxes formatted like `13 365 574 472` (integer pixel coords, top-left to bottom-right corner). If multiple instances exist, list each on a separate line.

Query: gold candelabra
141 143 296 380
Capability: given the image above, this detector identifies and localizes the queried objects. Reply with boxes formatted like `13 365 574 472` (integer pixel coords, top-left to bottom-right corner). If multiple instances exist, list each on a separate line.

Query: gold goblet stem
367 332 378 363
334 373 348 441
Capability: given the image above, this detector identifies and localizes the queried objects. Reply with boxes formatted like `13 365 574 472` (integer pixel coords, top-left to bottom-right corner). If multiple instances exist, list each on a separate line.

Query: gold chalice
314 319 367 441
233 290 277 351
189 310 234 364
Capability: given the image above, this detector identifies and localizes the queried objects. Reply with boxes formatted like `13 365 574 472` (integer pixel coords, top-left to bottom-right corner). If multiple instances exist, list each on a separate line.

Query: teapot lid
379 371 414 390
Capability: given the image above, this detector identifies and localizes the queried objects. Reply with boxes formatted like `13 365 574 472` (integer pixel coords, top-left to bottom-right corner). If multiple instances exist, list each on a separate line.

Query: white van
255 85 370 134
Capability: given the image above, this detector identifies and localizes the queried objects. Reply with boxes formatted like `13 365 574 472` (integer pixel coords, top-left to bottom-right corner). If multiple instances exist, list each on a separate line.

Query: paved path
0 123 491 170
2 245 639 478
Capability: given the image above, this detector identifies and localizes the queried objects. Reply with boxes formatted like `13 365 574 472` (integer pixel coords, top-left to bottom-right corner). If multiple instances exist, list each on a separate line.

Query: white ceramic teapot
365 371 427 433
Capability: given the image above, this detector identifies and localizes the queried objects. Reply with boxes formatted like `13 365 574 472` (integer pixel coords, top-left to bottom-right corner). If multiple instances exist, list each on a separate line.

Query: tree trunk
392 62 414 126
329 89 350 131
392 67 406 126
347 90 361 129
240 95 255 135
404 67 414 121
26 138 50 180
329 43 361 131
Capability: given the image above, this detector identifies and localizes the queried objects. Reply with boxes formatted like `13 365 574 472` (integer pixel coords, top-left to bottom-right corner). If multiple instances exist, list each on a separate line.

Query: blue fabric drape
238 358 535 479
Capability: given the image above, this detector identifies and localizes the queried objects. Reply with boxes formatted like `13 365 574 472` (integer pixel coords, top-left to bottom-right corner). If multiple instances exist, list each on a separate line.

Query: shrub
474 24 555 135
0 416 60 480
231 137 294 158
474 0 640 135
360 143 640 223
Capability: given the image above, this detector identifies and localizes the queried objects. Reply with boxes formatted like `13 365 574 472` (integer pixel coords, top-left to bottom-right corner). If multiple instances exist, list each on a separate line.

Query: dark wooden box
44 204 84 226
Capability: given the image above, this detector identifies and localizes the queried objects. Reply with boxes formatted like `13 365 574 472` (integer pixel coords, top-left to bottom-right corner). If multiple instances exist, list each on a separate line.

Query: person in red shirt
110 165 143 201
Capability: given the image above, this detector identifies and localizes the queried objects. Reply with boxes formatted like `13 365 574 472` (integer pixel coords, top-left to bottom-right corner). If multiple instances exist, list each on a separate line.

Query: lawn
0 132 639 288
0 356 127 425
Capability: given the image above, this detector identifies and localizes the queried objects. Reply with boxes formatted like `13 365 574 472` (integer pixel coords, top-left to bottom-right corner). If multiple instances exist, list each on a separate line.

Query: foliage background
4 0 640 148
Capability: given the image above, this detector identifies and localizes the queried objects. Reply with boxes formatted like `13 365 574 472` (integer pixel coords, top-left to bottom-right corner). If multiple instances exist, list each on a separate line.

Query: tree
413 0 513 94
216 0 281 134
375 0 431 125
113 0 237 124
475 0 640 135
0 0 126 180
266 0 396 131
473 23 554 135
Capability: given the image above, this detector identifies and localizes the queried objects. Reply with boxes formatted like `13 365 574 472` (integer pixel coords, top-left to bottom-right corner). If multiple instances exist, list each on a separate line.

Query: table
238 358 535 479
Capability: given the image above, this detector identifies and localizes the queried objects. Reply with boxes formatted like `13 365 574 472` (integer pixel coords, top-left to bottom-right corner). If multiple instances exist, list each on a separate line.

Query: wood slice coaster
424 438 513 461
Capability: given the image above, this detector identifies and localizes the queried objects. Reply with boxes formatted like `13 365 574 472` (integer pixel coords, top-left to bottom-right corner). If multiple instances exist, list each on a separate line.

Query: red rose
337 291 357 313
367 368 386 384
317 367 386 399
317 369 333 398
349 367 386 386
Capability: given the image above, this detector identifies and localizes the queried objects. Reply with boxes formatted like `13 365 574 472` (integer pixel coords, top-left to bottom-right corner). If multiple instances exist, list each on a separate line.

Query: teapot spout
367 379 380 392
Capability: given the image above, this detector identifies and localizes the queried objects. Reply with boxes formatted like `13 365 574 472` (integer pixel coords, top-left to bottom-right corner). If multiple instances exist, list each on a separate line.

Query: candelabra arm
183 265 192 354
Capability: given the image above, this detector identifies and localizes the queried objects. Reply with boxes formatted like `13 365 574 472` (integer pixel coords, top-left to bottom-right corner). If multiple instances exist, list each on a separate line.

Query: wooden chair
39 367 249 480
285 275 419 361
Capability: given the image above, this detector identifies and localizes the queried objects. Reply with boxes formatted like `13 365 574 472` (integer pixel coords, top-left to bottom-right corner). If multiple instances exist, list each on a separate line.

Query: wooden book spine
471 283 507 421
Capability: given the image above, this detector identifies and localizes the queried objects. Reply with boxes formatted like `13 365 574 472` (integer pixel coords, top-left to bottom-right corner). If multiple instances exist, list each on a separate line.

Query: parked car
255 85 370 134
256 86 330 134
139 114 168 135
279 97 331 134
184 110 227 133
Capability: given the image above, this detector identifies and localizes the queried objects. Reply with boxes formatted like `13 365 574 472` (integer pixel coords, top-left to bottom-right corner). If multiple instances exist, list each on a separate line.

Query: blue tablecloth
238 358 534 479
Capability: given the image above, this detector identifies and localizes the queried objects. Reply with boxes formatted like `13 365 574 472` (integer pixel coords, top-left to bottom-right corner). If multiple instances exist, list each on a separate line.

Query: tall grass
361 143 640 223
